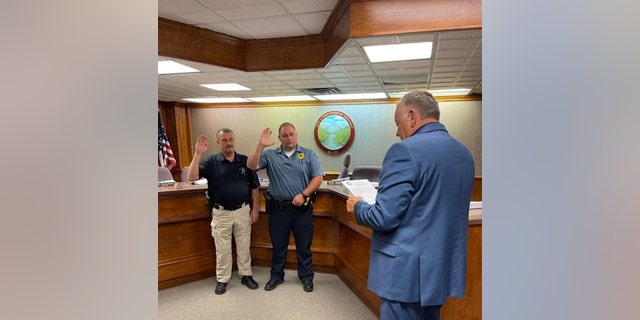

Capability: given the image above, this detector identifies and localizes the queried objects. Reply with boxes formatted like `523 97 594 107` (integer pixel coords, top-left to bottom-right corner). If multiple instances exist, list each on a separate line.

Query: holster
263 190 273 213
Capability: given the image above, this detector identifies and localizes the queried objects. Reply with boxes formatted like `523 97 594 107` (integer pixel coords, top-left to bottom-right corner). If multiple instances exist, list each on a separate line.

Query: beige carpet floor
158 266 378 320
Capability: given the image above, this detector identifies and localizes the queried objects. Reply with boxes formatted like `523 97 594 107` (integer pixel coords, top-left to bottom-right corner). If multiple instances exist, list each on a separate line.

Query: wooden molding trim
158 18 246 70
350 0 482 37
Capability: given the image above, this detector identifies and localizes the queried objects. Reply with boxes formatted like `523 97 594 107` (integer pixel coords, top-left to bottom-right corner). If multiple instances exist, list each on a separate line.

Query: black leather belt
212 201 249 211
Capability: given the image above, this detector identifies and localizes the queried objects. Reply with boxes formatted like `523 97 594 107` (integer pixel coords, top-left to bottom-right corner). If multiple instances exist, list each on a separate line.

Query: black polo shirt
198 152 259 208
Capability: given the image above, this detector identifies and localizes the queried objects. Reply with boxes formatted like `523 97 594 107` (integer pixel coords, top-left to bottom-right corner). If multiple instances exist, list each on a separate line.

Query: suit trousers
380 298 442 320
268 204 314 281
210 203 253 283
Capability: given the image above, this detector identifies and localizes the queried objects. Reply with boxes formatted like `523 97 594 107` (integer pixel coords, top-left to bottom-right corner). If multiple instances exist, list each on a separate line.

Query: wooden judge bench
159 179 482 320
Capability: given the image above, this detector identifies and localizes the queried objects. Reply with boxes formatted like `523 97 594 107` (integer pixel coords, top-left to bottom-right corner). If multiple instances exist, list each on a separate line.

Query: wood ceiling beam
350 0 482 37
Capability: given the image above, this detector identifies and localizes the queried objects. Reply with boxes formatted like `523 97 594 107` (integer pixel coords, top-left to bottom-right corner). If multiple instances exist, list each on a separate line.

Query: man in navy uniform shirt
187 128 260 295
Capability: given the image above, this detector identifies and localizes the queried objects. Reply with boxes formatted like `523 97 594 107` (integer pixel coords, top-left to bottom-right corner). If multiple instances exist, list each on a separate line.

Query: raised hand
259 128 275 147
195 135 208 155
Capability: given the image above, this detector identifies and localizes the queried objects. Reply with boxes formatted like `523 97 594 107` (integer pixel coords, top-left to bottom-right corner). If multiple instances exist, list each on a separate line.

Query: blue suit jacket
354 122 475 306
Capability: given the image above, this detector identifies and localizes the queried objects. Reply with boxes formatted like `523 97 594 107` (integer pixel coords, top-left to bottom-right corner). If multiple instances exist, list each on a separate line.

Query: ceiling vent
301 87 342 95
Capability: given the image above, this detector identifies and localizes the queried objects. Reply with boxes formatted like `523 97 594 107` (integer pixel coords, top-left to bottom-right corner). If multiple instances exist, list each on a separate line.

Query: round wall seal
314 111 355 155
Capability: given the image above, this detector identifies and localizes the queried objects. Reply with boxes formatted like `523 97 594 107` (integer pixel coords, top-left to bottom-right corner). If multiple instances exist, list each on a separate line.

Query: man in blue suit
346 90 475 320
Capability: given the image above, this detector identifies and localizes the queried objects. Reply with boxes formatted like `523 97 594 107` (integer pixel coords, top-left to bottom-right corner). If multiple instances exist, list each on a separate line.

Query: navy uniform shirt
199 152 260 208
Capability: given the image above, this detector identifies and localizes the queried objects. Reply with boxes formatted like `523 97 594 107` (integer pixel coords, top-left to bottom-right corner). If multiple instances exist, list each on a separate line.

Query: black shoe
264 278 284 291
241 276 259 290
302 279 314 292
215 282 227 295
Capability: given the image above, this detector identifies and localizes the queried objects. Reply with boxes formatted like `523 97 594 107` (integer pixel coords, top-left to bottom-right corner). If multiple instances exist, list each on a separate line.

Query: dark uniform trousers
268 203 314 281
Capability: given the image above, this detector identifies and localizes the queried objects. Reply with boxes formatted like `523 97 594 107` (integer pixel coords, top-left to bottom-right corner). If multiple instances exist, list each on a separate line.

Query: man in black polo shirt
186 128 260 295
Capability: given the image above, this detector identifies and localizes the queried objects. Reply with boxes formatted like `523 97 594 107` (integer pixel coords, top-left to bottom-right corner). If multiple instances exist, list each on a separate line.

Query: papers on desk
342 179 377 204
158 179 175 187
470 201 482 209
190 178 208 185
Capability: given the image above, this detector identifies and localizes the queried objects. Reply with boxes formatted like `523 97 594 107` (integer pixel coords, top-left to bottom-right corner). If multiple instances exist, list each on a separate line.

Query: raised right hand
195 135 208 155
259 128 275 147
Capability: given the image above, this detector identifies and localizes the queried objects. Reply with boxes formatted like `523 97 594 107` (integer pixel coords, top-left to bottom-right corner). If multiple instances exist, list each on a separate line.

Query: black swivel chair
350 166 382 182
337 153 351 179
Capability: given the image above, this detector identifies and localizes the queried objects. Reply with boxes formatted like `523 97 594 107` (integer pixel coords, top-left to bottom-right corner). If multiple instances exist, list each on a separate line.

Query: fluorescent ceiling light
389 88 471 98
183 97 249 103
201 83 252 91
363 42 433 63
430 88 471 96
158 60 200 74
247 95 316 102
314 92 388 101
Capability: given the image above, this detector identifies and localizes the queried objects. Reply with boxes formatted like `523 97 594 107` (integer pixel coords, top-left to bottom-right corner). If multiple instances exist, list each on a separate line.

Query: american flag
158 111 176 172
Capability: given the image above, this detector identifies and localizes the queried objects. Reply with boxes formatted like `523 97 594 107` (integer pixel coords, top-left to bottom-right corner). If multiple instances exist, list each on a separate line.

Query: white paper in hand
341 179 377 204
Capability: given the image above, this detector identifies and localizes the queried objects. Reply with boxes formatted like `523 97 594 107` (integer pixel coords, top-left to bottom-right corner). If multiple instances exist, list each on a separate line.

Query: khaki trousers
210 203 253 283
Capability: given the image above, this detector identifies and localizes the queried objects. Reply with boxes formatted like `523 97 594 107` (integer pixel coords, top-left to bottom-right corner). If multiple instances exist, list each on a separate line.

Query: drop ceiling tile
281 0 322 13
340 64 371 72
322 73 349 79
433 58 465 67
329 78 354 84
437 49 473 59
233 19 274 38
260 15 309 36
197 0 238 10
215 6 251 20
334 56 368 65
245 2 288 18
313 0 339 11
200 21 251 38
294 12 328 34
346 71 376 78
370 62 402 71
180 11 224 25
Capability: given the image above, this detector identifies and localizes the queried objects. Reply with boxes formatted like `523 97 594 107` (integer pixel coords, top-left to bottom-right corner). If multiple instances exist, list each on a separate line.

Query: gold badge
297 153 305 160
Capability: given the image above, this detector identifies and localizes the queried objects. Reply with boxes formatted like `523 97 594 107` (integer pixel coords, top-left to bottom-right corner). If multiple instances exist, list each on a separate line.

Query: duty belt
212 201 249 211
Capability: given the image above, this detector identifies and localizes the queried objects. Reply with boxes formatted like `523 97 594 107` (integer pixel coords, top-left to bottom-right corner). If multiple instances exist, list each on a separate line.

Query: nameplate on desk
158 180 175 187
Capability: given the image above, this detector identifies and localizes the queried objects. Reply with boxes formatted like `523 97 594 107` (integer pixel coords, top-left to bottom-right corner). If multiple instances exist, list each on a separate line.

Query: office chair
181 167 189 182
350 166 382 182
158 167 176 187
158 166 174 182
337 153 351 179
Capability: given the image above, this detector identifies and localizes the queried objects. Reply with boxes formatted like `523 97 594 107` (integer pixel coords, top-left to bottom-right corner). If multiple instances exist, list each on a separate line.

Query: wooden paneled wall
159 101 193 180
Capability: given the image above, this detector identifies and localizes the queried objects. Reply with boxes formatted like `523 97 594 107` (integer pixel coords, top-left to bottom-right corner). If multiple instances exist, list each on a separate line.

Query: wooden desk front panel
158 190 215 289
158 187 482 320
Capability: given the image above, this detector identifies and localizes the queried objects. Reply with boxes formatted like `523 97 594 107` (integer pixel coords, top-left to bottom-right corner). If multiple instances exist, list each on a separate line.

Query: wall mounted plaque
314 111 355 155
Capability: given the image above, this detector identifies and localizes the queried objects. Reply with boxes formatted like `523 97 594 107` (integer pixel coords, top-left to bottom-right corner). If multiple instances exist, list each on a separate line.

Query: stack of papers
341 179 377 204
158 179 175 187
190 178 208 185
470 201 482 209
